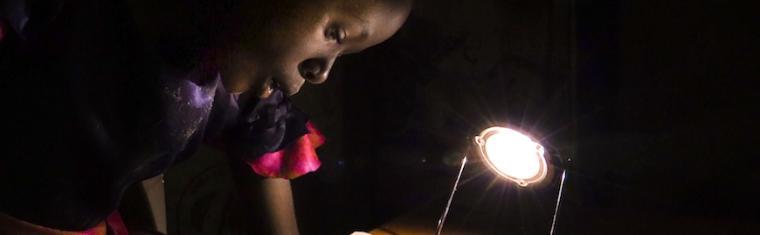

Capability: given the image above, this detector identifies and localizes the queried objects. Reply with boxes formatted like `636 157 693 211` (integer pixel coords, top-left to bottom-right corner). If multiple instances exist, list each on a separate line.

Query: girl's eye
325 25 347 44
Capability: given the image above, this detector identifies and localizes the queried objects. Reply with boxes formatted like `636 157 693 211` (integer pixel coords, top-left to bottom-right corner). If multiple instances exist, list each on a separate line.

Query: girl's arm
208 89 322 234
231 162 300 235
255 178 300 235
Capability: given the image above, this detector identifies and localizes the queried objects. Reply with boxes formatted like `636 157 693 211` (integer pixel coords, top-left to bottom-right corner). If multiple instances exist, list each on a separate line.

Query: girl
0 0 411 234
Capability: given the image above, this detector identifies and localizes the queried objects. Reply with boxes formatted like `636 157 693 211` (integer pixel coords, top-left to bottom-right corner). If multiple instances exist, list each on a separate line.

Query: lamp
435 126 569 235
475 127 549 186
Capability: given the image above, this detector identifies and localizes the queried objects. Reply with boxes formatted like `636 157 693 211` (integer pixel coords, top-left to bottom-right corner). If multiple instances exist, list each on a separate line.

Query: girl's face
216 0 411 97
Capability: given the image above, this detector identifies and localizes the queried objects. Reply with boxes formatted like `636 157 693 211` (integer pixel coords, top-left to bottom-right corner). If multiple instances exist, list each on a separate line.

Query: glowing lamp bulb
475 127 548 186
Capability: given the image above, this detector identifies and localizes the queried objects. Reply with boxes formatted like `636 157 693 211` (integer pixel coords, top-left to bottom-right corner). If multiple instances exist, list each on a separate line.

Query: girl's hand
228 89 308 158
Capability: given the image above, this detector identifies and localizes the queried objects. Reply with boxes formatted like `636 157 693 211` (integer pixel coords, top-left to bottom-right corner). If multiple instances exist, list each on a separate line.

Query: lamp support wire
549 169 567 235
436 156 468 235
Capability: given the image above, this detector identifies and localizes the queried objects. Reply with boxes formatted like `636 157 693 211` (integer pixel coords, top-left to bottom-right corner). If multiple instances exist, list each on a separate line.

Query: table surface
368 176 760 235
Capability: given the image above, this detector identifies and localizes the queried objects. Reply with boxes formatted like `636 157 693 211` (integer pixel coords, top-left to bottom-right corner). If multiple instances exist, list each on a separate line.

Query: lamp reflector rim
474 127 548 187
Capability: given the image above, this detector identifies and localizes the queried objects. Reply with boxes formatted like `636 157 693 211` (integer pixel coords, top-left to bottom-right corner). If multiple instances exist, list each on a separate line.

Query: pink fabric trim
247 121 325 179
105 211 129 235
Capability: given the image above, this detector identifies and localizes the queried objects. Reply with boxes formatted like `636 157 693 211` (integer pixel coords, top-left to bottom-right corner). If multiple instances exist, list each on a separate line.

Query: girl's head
200 0 412 97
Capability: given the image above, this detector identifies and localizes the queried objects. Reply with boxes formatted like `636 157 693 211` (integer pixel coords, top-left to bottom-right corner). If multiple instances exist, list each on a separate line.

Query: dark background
166 0 758 234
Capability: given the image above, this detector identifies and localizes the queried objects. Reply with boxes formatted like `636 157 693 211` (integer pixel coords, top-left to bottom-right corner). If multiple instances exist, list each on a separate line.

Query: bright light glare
484 130 542 179
476 127 547 186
